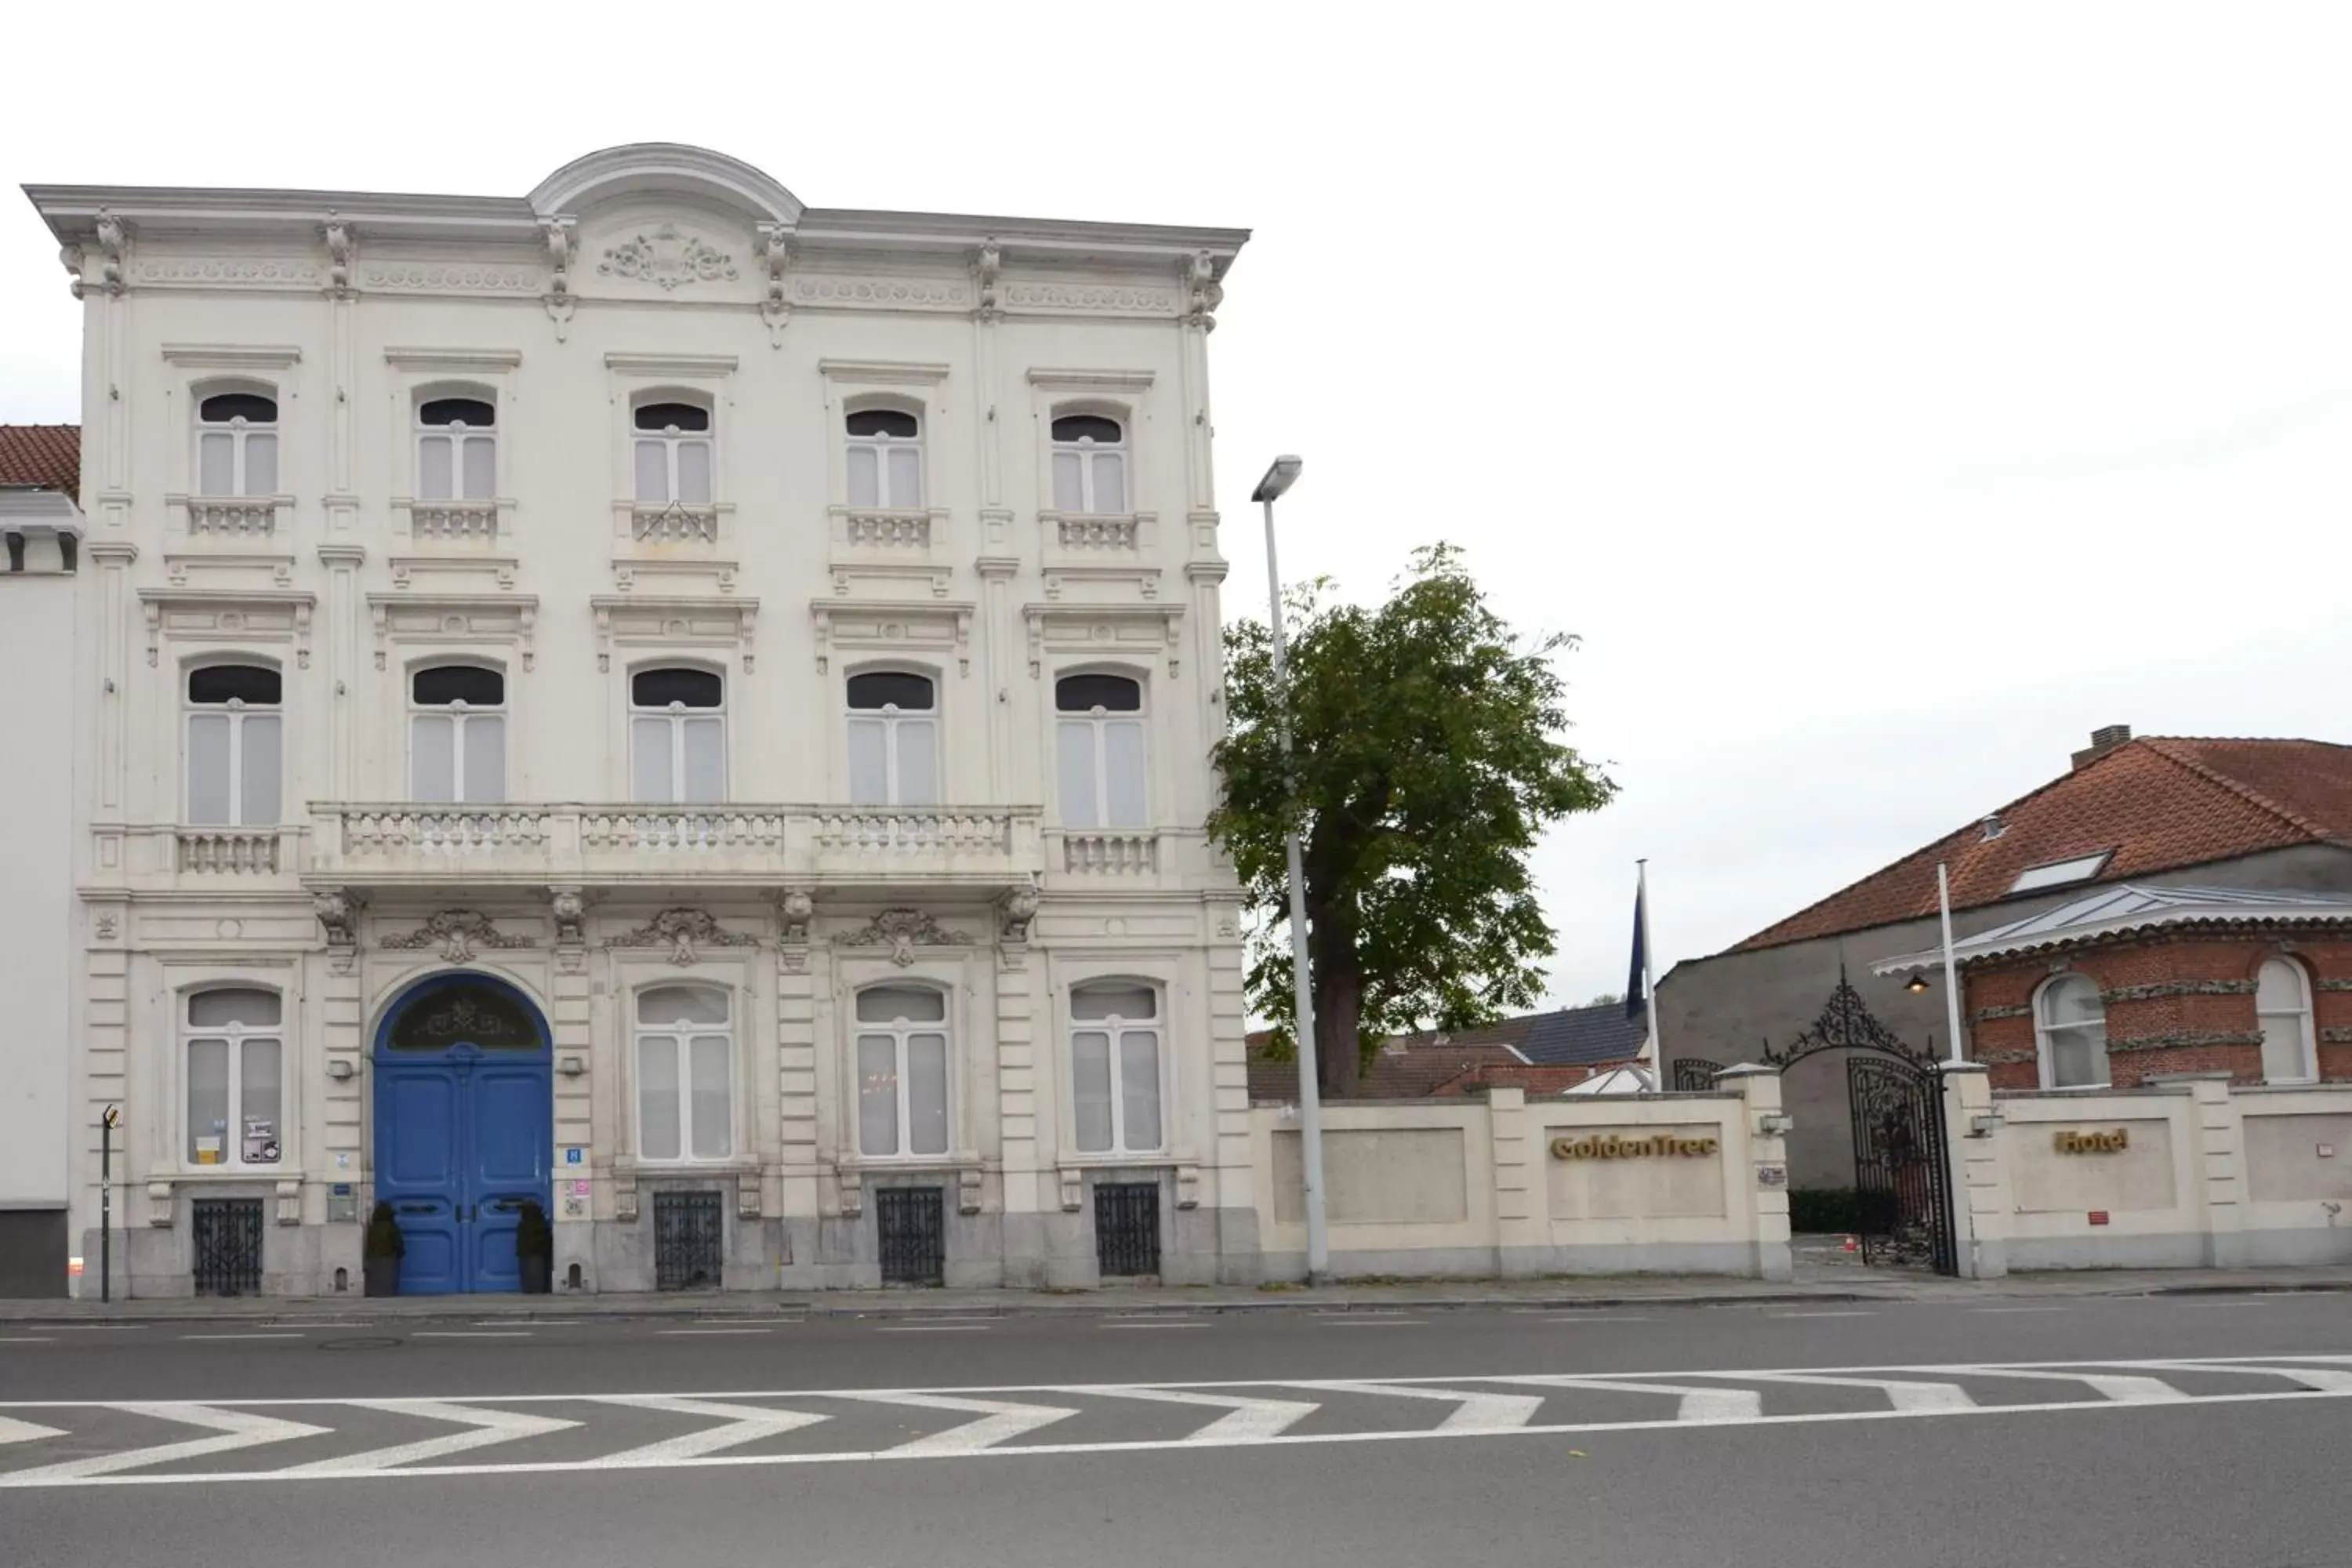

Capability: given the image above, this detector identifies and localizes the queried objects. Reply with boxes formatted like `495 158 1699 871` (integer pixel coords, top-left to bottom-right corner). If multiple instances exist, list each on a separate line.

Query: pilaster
776 906 822 1218
1488 1086 1541 1276
1718 1063 1794 1282
1938 1062 2009 1279
1204 899 1253 1210
2162 1072 2247 1268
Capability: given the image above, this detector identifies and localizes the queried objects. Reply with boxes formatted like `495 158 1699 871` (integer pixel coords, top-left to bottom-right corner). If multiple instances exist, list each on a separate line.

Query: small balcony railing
180 497 284 539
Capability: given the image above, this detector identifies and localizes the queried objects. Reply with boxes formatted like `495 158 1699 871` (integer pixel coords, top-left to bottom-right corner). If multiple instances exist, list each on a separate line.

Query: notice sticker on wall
2089 1210 2111 1226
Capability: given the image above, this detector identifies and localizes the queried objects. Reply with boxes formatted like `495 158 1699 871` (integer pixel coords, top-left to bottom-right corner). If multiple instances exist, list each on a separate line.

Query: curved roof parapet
528 143 804 227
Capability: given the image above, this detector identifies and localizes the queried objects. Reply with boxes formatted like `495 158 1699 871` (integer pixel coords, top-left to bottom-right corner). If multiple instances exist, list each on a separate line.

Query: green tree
1210 544 1617 1098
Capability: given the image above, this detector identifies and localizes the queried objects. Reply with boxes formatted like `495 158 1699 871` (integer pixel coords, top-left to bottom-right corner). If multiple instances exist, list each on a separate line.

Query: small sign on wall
2054 1128 2130 1154
2088 1210 2111 1225
1756 1163 1788 1189
563 1147 586 1167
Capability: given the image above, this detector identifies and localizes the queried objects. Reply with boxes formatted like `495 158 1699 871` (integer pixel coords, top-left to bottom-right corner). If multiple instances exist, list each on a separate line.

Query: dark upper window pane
847 670 935 710
635 401 710 433
1051 414 1123 444
632 667 724 709
388 982 540 1052
419 397 495 429
1056 673 1142 713
846 408 919 439
412 665 505 706
198 393 278 424
188 665 281 706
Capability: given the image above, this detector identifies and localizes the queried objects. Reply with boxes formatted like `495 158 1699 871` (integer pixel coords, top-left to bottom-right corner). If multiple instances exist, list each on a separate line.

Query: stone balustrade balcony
303 802 1044 891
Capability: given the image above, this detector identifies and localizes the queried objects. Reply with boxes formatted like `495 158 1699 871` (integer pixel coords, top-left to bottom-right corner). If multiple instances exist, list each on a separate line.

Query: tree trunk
1308 903 1364 1100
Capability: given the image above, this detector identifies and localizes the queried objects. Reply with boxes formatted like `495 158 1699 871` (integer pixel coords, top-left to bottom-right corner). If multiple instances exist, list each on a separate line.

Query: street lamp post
1252 455 1328 1283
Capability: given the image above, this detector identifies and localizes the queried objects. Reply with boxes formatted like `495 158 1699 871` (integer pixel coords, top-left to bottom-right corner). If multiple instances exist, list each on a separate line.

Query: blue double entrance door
373 973 554 1294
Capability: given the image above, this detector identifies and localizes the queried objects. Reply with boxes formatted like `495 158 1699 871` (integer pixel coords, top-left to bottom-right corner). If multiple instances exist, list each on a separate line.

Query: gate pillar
1717 1065 1793 1283
1938 1063 2008 1279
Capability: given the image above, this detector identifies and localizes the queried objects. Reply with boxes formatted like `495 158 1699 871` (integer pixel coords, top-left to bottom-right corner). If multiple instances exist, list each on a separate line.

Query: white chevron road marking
0 1414 67 1449
0 1403 330 1484
278 1400 578 1475
1945 1367 2188 1403
2115 1360 2352 1393
1314 1382 1544 1432
1084 1387 1319 1440
586 1396 829 1465
826 1391 1079 1455
1506 1376 1762 1422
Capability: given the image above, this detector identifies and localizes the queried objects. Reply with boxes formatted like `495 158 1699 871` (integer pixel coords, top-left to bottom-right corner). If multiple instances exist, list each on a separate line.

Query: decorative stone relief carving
133 257 322 287
1181 252 1224 332
831 909 973 967
59 243 85 300
998 881 1039 946
775 889 815 973
607 908 757 967
321 216 354 297
792 276 970 308
94 210 127 296
542 217 577 339
314 889 361 973
380 909 534 964
549 886 588 972
364 262 540 294
599 225 738 289
1002 282 1174 312
973 239 1003 323
757 223 791 344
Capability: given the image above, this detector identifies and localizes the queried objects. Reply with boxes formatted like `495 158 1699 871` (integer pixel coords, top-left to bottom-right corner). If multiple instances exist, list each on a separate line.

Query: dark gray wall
0 1208 68 1298
1660 844 2352 1190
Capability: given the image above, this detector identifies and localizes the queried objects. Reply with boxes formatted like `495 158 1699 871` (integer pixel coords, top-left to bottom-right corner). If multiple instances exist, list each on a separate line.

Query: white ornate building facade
24 145 1257 1296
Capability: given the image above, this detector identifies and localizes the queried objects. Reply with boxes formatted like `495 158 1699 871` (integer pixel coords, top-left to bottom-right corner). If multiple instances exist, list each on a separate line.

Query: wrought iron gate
876 1187 946 1286
191 1198 265 1297
1672 1058 1724 1092
1762 969 1958 1276
1846 1056 1956 1274
653 1191 724 1290
1094 1182 1162 1277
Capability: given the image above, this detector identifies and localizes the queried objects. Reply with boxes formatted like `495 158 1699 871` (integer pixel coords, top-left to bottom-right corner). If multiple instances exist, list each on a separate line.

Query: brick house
1875 884 2352 1091
1659 727 2352 1189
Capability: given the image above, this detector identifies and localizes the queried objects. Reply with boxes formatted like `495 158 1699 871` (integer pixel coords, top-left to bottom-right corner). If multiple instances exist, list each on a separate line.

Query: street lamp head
1251 455 1304 503
1905 974 1931 995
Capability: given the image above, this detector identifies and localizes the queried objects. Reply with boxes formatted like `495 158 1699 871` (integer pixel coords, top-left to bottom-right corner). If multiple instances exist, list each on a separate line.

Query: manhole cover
318 1336 403 1352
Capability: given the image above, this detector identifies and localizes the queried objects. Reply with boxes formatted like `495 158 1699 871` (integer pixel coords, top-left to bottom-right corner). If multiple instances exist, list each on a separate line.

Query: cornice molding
384 347 524 373
604 352 739 379
818 358 952 386
1025 368 1157 390
161 343 302 369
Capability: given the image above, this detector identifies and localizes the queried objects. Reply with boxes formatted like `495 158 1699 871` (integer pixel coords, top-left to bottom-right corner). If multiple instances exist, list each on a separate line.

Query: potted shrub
514 1198 553 1294
363 1201 405 1298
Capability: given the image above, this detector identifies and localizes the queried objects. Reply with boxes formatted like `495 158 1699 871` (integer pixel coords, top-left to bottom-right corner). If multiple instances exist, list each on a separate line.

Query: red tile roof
0 425 80 496
1732 736 2352 953
1245 1033 1528 1102
1421 1062 1633 1098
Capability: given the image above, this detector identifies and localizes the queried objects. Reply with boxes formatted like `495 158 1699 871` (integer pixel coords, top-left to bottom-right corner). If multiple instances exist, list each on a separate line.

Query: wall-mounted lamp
1756 1112 1795 1138
1969 1111 2005 1139
325 1060 355 1082
559 1054 587 1077
1905 974 1931 995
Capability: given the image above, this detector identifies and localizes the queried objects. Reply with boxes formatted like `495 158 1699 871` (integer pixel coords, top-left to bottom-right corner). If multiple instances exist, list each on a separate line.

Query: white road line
0 1415 67 1448
0 1403 329 1483
1945 1367 2187 1403
411 1330 532 1339
1085 1387 1317 1440
1317 1382 1542 1432
1729 1372 1975 1411
876 1325 992 1334
0 1338 55 1345
1509 1375 1762 1422
1100 1320 1210 1330
658 1328 771 1337
586 1396 828 1465
2118 1360 2352 1392
1544 1316 1654 1323
180 1333 304 1341
1323 1319 1426 1327
1975 1306 2067 1314
1769 1311 1875 1319
279 1399 579 1475
827 1392 1078 1456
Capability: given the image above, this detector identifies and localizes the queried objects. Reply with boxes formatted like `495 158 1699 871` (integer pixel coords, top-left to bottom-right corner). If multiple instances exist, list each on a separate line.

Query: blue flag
1626 885 1647 1021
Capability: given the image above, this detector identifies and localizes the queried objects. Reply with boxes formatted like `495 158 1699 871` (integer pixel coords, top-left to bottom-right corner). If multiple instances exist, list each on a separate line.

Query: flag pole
1937 862 1966 1065
1638 859 1662 1088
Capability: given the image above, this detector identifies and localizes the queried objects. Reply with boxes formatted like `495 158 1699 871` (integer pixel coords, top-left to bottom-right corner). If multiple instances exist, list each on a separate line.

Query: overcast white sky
5 5 2348 1004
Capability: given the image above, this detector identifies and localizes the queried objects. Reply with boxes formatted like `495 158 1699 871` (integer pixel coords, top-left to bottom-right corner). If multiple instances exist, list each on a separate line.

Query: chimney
2071 724 2132 771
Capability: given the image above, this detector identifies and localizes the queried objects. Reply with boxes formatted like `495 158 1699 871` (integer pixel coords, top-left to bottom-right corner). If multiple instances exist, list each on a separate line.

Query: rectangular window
636 988 733 1163
858 1035 898 1156
855 987 953 1159
199 433 235 496
187 1038 229 1165
186 709 281 826
638 1036 681 1162
1058 717 1146 828
1068 986 1162 1153
907 1034 949 1156
183 990 283 1170
1072 1031 1113 1152
689 1035 731 1160
187 714 234 824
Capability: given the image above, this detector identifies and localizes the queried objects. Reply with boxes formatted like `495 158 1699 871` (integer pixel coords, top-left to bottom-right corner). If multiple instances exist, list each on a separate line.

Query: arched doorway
372 972 553 1294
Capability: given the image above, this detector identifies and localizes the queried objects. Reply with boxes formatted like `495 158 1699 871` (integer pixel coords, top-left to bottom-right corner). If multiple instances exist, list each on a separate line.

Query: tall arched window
1069 982 1162 1153
846 407 923 508
1051 413 1127 514
2257 956 2317 1083
633 399 713 506
635 985 734 1161
855 985 950 1157
184 987 282 1168
409 663 506 804
185 663 282 826
1056 673 1146 828
417 396 496 501
197 391 278 497
2035 973 2109 1089
630 666 725 804
846 670 938 806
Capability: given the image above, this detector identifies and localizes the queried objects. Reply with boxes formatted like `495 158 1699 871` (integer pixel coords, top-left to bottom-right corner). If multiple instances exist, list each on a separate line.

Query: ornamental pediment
573 206 764 303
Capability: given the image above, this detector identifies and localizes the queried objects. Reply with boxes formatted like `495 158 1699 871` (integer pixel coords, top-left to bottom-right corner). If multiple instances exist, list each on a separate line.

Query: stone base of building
1255 1239 1790 1283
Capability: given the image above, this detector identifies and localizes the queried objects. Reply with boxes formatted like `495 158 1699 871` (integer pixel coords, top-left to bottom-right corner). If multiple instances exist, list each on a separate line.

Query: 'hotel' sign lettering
1550 1134 1719 1160
2053 1128 2130 1154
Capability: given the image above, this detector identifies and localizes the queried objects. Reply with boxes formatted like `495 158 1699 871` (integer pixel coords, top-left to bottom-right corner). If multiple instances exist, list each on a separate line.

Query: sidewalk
9 1262 2350 1325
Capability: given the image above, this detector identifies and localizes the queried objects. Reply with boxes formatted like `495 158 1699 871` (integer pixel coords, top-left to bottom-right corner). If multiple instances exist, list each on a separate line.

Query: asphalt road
3 1294 2348 1567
